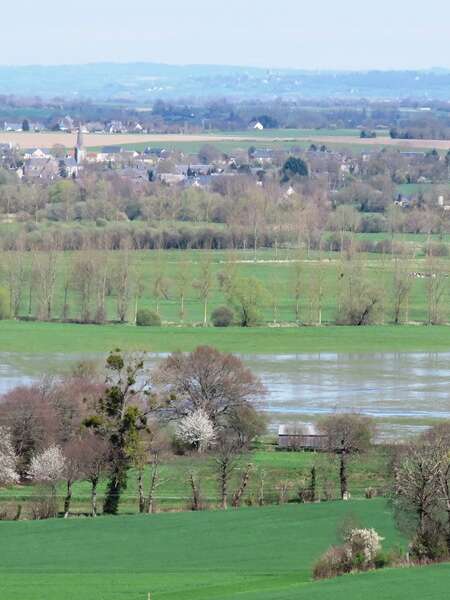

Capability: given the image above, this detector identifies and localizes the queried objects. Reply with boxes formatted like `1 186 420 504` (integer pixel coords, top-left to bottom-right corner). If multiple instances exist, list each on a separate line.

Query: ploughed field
0 129 449 152
1 499 448 600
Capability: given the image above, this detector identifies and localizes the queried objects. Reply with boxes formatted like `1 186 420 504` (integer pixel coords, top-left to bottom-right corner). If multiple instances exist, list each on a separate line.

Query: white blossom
345 528 383 564
0 427 19 486
177 409 216 452
28 446 66 484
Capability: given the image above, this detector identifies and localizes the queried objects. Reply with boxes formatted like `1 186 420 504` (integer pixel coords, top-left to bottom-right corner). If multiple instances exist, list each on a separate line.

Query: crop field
0 130 448 153
0 499 409 600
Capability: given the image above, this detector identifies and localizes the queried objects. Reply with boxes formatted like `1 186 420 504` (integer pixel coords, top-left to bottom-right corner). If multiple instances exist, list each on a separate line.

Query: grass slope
0 499 403 600
1 320 450 354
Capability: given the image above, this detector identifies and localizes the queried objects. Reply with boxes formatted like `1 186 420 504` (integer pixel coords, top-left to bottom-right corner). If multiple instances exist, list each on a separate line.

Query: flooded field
1 351 449 439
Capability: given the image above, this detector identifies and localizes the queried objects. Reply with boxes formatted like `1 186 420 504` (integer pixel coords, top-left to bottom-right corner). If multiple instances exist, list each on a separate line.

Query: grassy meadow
2 320 450 354
0 447 389 512
5 247 450 327
0 499 407 600
2 497 448 600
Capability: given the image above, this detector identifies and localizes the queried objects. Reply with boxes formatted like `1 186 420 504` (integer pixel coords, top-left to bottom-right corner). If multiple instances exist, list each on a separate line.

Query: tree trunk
220 459 229 510
310 466 317 502
180 293 185 323
203 298 208 327
189 472 202 511
103 466 126 515
147 460 159 514
91 478 98 517
64 479 73 518
138 471 145 513
232 464 253 508
339 454 348 499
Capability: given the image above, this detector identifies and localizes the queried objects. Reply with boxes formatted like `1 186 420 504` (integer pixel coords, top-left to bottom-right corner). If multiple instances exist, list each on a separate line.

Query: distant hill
0 63 450 101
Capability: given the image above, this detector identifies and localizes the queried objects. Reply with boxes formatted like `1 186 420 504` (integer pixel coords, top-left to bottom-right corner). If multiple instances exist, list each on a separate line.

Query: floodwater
1 352 450 439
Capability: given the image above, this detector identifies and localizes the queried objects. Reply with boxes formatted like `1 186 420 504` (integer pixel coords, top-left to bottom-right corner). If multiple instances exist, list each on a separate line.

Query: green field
2 499 449 600
0 448 389 512
2 321 450 354
0 499 411 600
4 248 450 326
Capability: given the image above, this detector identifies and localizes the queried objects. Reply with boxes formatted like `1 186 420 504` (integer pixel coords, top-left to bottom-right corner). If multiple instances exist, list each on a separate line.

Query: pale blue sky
3 0 449 69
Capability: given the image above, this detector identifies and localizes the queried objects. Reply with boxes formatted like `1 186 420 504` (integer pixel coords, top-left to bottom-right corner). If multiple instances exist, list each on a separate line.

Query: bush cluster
313 527 385 580
136 309 162 327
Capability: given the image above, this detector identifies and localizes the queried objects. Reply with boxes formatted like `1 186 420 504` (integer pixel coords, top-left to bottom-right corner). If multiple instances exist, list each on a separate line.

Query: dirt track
0 131 449 151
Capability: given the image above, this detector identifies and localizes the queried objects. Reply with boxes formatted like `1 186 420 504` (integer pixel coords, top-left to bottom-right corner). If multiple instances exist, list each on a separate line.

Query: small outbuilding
278 423 328 451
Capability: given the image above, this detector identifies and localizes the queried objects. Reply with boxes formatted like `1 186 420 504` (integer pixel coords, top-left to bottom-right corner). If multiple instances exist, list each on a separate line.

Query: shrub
136 308 161 327
313 545 353 580
211 306 234 327
30 496 58 520
0 288 10 320
313 527 385 580
424 242 449 257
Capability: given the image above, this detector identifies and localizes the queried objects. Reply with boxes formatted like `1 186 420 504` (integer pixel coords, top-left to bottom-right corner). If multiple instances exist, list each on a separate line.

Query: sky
2 0 450 70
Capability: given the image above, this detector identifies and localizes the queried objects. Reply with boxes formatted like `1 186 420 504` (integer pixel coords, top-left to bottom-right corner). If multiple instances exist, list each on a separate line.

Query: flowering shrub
345 528 383 566
28 446 66 486
313 527 385 580
177 410 216 452
0 427 19 486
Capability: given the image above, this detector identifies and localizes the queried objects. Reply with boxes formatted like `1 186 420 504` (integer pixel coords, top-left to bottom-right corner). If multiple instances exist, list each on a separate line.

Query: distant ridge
0 63 449 101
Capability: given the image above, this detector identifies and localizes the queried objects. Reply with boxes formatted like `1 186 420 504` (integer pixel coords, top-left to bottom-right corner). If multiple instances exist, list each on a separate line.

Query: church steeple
74 127 86 164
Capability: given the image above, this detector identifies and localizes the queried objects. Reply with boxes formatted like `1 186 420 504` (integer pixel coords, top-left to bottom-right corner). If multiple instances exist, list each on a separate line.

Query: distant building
250 121 264 130
3 122 22 132
23 157 59 180
74 129 86 164
278 424 328 451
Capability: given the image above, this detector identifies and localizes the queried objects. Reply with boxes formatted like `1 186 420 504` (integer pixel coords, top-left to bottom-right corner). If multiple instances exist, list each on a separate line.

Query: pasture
0 499 406 600
0 448 389 513
4 248 450 327
2 321 450 354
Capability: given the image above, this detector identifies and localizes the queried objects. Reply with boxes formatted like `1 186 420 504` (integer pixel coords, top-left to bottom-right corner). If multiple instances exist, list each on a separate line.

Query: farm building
278 424 328 451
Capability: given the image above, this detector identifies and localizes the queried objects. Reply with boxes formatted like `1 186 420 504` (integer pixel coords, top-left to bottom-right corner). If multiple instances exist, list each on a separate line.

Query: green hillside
0 499 407 600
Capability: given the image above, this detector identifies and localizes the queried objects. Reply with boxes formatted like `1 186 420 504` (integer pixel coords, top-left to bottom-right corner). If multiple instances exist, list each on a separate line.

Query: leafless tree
34 249 58 321
319 413 374 499
79 434 110 517
153 346 265 425
194 256 213 326
392 259 413 324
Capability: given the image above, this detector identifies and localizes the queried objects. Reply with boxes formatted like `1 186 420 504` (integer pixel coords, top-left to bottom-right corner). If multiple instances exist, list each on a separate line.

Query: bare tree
6 250 25 318
231 463 253 508
291 256 303 323
115 247 134 323
336 258 383 326
62 438 84 517
425 257 448 325
392 259 413 324
79 434 110 517
194 256 213 326
71 252 97 322
152 255 170 317
34 249 58 321
174 261 191 323
319 413 374 500
308 257 325 325
154 346 265 425
214 436 241 510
